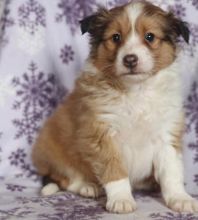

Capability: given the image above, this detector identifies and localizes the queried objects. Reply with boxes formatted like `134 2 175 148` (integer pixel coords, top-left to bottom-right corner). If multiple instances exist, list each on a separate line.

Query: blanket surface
0 0 198 219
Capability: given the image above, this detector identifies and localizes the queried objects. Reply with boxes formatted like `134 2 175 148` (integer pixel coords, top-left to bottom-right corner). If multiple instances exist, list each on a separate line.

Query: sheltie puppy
32 0 198 214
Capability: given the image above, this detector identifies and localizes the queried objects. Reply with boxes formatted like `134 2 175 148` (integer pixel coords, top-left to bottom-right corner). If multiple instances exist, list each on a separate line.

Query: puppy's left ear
172 17 190 43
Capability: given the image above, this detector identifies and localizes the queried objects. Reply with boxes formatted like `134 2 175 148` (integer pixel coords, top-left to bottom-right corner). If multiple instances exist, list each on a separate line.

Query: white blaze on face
116 3 154 76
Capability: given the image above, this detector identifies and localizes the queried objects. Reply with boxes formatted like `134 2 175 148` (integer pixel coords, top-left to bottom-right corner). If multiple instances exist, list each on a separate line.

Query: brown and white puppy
32 1 198 214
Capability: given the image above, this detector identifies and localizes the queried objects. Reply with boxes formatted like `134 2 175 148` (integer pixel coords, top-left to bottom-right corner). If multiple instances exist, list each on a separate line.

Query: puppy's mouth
121 70 145 76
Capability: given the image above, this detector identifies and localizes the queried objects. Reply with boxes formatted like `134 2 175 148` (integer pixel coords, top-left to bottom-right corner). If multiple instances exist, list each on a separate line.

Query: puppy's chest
107 89 166 142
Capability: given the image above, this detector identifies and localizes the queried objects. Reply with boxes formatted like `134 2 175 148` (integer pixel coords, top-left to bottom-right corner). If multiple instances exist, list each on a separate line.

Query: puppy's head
80 1 189 81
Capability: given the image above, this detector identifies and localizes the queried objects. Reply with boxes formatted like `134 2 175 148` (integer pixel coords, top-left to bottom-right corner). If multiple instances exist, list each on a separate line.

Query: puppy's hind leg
41 176 60 196
41 175 69 196
66 175 102 198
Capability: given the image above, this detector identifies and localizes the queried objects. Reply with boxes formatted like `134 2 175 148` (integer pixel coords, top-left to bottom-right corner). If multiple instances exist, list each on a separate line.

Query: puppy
32 1 198 214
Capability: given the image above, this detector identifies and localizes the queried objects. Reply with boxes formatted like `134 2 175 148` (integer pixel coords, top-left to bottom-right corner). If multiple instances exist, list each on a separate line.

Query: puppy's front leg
154 145 198 213
92 128 136 213
105 177 136 213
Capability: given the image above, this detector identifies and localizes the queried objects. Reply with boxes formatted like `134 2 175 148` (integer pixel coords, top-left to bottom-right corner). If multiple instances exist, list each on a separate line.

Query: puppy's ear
169 14 190 43
173 19 190 43
80 15 97 35
80 7 110 35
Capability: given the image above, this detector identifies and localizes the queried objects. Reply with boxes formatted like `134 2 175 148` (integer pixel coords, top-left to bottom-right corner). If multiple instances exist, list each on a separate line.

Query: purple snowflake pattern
188 141 198 163
150 212 198 220
185 81 198 161
60 44 75 64
185 81 198 185
6 184 26 192
2 193 105 220
194 174 198 185
0 0 14 46
0 207 33 218
187 24 198 56
16 192 77 206
56 0 97 34
9 148 26 166
12 62 66 145
18 0 46 34
8 148 39 180
0 0 14 32
168 4 186 18
38 202 104 220
189 0 198 10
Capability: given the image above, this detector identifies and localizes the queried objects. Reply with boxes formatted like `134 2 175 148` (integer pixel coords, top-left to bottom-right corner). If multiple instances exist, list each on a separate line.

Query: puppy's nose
123 54 138 68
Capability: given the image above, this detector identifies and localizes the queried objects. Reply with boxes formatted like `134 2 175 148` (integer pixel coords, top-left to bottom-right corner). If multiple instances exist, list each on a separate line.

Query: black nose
123 54 138 68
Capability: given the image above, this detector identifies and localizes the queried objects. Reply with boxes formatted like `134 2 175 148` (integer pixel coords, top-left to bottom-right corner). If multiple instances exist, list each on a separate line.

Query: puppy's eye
112 33 121 43
145 33 155 43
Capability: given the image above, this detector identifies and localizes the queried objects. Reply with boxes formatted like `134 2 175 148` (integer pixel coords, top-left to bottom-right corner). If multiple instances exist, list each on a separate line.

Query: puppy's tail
41 176 60 196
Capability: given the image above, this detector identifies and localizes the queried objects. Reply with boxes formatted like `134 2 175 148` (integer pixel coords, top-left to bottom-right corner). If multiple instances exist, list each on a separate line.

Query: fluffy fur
32 1 198 214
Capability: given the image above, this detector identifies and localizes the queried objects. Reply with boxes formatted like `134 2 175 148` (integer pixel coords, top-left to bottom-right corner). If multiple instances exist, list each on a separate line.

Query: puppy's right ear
80 8 110 35
80 15 97 35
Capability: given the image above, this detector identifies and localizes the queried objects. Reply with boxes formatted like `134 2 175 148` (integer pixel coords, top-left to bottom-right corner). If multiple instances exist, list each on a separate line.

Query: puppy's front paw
167 195 198 213
106 196 137 214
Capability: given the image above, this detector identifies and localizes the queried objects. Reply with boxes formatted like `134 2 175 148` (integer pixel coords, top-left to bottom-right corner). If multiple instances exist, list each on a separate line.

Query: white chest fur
97 63 183 185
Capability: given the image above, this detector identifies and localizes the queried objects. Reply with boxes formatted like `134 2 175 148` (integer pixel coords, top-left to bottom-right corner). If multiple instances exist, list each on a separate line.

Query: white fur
90 57 198 212
116 3 154 76
154 143 198 212
98 61 182 183
104 178 136 213
67 177 100 198
41 183 59 196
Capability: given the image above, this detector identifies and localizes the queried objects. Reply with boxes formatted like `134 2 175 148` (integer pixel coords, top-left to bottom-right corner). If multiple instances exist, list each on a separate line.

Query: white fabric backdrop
0 0 197 219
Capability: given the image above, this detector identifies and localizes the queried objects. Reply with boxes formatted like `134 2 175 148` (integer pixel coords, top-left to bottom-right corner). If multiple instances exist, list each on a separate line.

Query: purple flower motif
185 82 198 129
1 0 14 32
169 4 186 18
188 142 198 163
18 0 46 34
194 174 198 185
190 0 198 10
38 202 104 220
150 212 198 220
189 24 198 48
56 0 97 34
6 184 26 192
60 44 74 64
9 148 26 166
185 81 198 184
0 206 33 218
13 111 40 144
179 23 198 57
12 62 66 145
0 0 14 47
8 148 39 181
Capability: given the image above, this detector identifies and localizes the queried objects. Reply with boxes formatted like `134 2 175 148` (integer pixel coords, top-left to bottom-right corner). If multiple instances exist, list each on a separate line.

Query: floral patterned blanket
0 0 198 219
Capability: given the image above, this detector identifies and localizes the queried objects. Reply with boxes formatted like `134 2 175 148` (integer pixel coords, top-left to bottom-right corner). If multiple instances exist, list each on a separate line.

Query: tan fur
136 3 176 74
93 7 131 77
32 72 129 190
